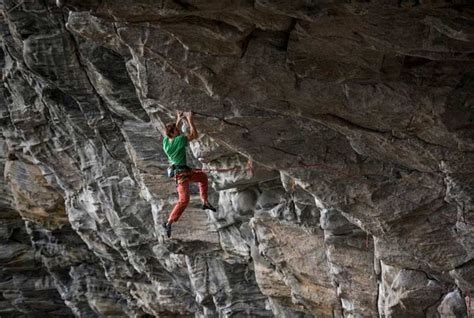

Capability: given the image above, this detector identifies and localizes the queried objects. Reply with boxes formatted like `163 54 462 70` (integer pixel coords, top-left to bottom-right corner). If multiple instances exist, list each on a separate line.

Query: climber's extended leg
164 177 190 238
167 178 190 225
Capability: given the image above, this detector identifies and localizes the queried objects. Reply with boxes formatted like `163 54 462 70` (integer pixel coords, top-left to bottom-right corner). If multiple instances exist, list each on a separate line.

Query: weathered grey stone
378 262 448 317
0 144 74 317
252 217 342 316
436 289 468 318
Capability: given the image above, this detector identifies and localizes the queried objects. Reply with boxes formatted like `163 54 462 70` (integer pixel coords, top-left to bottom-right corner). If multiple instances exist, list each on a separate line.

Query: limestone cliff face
0 1 473 317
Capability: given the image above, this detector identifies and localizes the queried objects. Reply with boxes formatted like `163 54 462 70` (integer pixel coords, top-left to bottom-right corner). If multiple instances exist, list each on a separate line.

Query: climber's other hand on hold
176 111 186 127
185 111 194 121
185 111 198 141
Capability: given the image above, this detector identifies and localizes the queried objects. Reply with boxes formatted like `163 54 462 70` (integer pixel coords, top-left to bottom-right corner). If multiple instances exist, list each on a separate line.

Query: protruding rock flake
0 0 473 317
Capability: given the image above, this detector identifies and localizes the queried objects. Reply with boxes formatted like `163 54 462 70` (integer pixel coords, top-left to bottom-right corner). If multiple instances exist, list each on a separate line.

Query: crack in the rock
192 110 250 133
267 145 299 157
171 0 198 11
453 258 474 270
239 27 256 59
314 113 393 136
423 290 448 317
283 18 297 53
221 118 250 132
319 110 473 154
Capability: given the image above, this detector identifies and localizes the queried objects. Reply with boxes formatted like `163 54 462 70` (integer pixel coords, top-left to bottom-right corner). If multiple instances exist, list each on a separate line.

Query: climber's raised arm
175 111 185 129
185 111 199 141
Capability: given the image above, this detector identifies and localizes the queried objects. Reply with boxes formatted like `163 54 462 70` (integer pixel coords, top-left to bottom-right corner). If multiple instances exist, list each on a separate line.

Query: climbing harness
167 164 192 185
167 164 191 178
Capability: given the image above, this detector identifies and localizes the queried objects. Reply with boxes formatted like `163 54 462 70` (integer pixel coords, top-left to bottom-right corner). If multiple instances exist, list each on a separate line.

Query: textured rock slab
321 208 378 317
0 148 74 316
252 217 342 317
158 200 220 256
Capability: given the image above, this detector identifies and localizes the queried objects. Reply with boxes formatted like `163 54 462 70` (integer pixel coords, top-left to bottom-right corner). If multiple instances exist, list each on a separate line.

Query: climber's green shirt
163 135 188 166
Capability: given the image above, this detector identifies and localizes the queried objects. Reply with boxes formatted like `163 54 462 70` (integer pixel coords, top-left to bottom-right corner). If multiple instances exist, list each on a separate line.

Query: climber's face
165 123 180 138
170 126 180 138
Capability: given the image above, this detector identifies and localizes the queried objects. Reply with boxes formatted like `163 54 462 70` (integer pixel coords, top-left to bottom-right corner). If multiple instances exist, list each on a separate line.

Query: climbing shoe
162 222 172 238
201 202 217 212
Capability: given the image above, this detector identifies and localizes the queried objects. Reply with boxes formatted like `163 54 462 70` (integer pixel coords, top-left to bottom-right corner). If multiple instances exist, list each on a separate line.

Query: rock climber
162 111 216 238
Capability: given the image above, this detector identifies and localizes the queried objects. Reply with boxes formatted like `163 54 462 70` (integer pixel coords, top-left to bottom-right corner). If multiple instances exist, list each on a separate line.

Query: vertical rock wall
0 0 473 317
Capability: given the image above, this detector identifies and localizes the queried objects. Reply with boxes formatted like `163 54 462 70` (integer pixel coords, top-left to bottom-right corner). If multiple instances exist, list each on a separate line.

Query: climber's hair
165 123 177 138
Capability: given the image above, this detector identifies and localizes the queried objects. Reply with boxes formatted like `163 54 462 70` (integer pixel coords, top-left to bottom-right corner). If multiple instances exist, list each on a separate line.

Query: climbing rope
196 159 254 174
285 161 357 179
194 159 474 227
197 159 357 179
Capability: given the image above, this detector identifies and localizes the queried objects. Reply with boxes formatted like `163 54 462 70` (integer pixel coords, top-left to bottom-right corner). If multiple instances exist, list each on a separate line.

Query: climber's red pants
167 170 209 224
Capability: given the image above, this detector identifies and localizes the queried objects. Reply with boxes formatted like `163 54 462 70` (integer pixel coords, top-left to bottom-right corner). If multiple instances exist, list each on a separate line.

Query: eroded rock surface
0 0 473 317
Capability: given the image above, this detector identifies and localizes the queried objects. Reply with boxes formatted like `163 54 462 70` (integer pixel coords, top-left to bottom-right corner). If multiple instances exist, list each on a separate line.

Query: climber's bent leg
188 170 208 203
168 180 190 224
189 170 216 212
